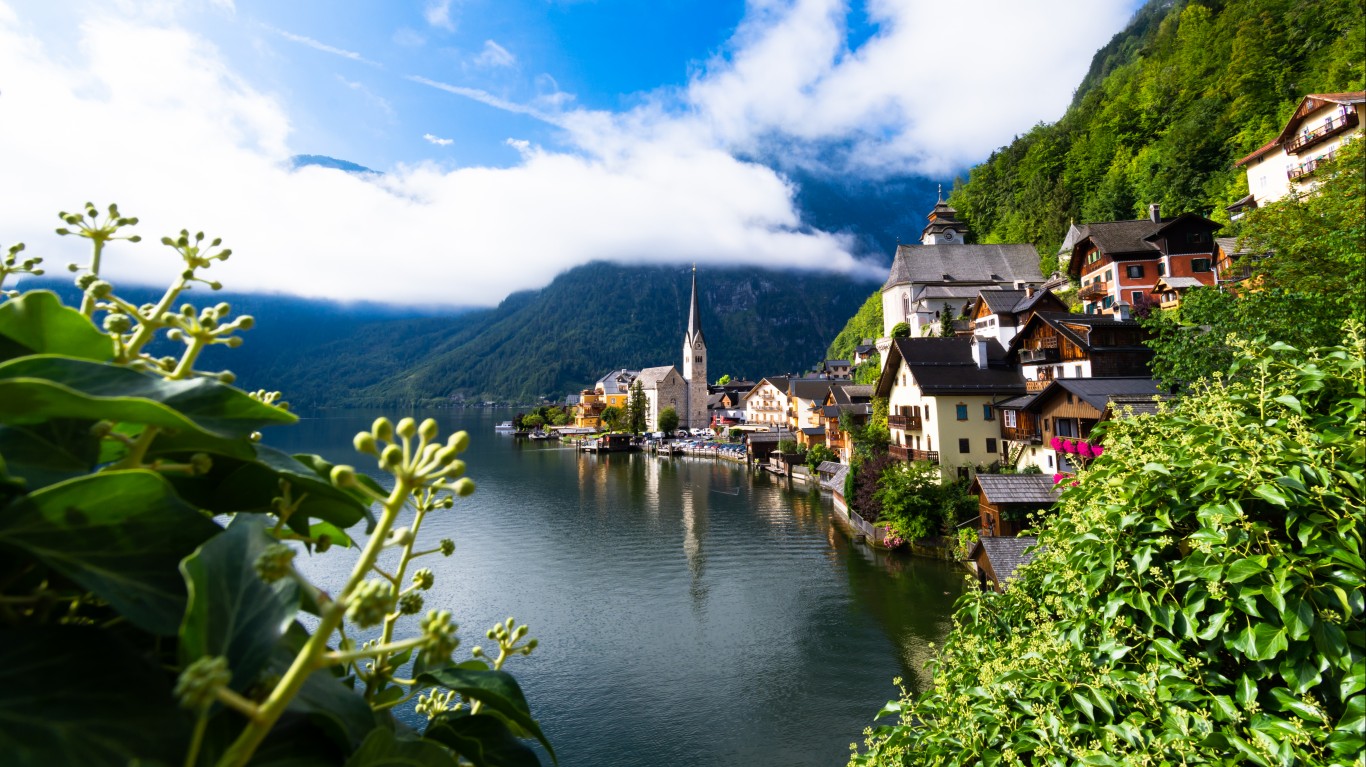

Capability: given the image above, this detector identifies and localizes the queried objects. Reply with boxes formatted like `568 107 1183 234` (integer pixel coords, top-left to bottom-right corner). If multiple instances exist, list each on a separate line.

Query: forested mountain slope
947 0 1363 273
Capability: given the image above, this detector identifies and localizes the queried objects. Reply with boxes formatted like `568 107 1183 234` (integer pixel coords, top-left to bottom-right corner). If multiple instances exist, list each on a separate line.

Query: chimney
1012 279 1025 290
1025 284 1036 298
1149 203 1161 223
971 337 989 369
1116 303 1131 321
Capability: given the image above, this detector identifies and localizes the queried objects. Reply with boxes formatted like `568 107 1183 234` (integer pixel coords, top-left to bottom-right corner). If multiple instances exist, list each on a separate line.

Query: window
986 438 998 454
958 438 970 454
1186 232 1205 244
1192 258 1212 273
1103 295 1114 309
1003 410 1017 428
1105 270 1113 282
956 404 968 421
1075 365 1083 377
1158 262 1166 277
1132 291 1144 305
982 404 994 421
1125 264 1144 279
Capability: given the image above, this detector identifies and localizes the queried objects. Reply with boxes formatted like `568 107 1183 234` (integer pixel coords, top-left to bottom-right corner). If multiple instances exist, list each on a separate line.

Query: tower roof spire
687 265 705 346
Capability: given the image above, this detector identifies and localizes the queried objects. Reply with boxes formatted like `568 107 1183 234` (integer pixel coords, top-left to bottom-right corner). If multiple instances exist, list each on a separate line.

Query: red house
1068 206 1222 316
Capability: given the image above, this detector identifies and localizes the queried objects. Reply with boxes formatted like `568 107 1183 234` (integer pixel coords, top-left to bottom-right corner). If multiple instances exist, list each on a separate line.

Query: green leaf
1251 483 1289 507
416 667 554 760
0 470 220 634
0 291 112 362
1142 462 1170 476
0 420 100 491
0 626 186 767
1271 394 1303 415
0 354 295 439
180 517 300 692
1270 687 1324 722
273 623 378 752
1236 674 1258 708
345 729 456 767
1244 623 1289 662
1225 556 1266 584
425 713 542 767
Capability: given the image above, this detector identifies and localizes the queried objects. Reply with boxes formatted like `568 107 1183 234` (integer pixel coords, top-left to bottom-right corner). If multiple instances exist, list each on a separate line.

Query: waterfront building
969 474 1060 538
819 383 873 463
742 376 791 427
574 368 638 428
880 195 1043 339
636 267 711 431
786 379 834 446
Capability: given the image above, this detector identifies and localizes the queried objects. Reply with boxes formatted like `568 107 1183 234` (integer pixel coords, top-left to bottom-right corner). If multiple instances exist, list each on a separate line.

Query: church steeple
921 189 969 245
686 265 705 346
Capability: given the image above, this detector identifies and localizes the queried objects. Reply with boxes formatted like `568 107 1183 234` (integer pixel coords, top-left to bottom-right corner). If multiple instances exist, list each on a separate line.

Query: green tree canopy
625 380 648 434
599 405 623 432
658 407 680 435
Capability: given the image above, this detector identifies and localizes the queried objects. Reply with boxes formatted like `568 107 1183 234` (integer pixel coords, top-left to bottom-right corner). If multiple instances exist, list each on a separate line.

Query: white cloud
473 39 515 68
0 11 870 308
424 0 456 31
423 133 454 146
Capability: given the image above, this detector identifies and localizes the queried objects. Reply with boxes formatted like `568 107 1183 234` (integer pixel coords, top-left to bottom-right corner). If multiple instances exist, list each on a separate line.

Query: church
638 267 710 432
880 194 1044 338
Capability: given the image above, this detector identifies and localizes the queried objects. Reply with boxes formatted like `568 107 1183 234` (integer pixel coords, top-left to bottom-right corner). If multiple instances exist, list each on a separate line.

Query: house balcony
1284 111 1358 154
887 414 923 431
1025 380 1050 393
1077 281 1110 300
1001 425 1042 444
1288 150 1338 181
1020 347 1060 364
889 445 940 464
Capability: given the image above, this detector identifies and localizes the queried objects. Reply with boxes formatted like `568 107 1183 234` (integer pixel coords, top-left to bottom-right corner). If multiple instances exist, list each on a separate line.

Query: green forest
948 0 1363 274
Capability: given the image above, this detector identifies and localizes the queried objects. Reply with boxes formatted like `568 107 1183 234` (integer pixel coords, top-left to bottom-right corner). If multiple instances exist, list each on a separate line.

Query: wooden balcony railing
1078 281 1110 300
1284 111 1358 154
1025 380 1050 393
889 445 940 464
1001 425 1042 444
887 414 923 431
1019 347 1059 364
1288 150 1338 181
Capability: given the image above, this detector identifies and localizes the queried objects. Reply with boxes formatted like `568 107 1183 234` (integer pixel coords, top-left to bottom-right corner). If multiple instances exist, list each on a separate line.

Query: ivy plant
0 205 553 767
851 326 1364 766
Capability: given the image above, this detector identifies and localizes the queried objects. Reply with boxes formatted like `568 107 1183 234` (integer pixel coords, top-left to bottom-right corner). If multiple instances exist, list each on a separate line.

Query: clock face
943 231 954 241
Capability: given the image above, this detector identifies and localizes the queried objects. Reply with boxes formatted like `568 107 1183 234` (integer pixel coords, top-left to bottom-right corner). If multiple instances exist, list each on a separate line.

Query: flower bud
346 580 395 628
189 453 212 474
380 444 403 470
128 235 142 243
76 273 98 289
217 371 236 383
397 417 417 439
315 534 333 553
453 478 476 497
419 418 438 442
387 526 414 546
372 417 394 442
399 592 424 615
447 431 470 453
175 656 231 710
254 543 296 583
102 313 132 334
237 315 255 330
330 464 357 487
439 539 455 557
420 610 459 659
446 460 466 479
224 337 243 348
413 568 435 590
353 432 378 455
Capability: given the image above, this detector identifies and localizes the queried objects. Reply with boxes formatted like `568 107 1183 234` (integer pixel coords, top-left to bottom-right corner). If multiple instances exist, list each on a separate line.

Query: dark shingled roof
979 289 1028 314
747 430 795 444
1012 312 1151 356
883 243 1043 290
800 426 825 436
744 376 791 400
1079 219 1164 256
825 465 850 492
878 337 1023 396
1106 393 1176 418
912 365 1026 395
816 461 843 475
788 379 834 402
974 475 1061 505
1031 377 1164 412
972 536 1041 587
831 384 874 405
995 393 1037 410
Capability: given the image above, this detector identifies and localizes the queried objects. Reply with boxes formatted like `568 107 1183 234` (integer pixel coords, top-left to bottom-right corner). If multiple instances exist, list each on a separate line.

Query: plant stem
123 276 187 360
113 426 160 470
215 477 413 767
369 493 434 696
184 712 209 767
78 238 104 317
172 335 207 380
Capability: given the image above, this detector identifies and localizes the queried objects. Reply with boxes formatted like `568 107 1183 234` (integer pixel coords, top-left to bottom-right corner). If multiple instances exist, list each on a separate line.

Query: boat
495 421 515 432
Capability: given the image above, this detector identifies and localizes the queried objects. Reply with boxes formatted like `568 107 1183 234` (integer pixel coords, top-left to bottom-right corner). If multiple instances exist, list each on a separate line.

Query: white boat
494 421 515 431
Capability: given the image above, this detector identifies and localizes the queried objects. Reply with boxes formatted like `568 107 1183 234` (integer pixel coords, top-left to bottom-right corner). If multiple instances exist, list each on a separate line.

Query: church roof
636 366 681 388
884 243 1043 290
686 268 705 347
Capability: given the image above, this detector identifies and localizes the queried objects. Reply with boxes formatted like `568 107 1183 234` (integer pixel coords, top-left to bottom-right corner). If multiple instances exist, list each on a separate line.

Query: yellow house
574 369 636 429
874 337 1025 481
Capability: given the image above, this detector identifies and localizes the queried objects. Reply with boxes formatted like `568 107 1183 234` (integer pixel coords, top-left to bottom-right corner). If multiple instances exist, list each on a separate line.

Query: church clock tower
682 267 709 430
921 185 970 245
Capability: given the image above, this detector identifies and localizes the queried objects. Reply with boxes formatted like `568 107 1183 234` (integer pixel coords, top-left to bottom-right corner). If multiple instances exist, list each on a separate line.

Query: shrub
0 206 551 767
852 327 1364 766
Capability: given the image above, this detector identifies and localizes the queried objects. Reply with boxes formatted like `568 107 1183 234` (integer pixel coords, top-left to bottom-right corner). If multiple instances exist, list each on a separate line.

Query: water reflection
276 410 964 767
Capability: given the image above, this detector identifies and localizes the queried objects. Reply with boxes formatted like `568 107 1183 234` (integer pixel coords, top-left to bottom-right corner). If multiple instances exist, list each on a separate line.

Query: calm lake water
274 409 965 767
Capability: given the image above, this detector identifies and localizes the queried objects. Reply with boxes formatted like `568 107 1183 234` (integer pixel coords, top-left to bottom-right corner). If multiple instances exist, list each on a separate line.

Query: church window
903 294 910 315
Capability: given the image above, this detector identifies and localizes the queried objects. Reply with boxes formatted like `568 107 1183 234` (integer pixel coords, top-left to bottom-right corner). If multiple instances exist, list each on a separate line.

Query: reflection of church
638 268 710 430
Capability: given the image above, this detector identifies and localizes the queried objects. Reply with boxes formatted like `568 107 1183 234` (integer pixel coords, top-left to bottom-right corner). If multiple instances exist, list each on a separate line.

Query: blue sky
0 0 1141 306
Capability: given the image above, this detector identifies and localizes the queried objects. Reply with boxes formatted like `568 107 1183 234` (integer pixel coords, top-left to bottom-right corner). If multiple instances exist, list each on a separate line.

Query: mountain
944 0 1363 272
211 262 881 407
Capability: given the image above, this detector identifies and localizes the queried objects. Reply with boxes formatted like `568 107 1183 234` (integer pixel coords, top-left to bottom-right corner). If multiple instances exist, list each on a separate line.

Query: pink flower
1077 441 1093 458
1092 444 1104 457
1061 439 1075 454
1052 473 1065 484
1050 436 1062 450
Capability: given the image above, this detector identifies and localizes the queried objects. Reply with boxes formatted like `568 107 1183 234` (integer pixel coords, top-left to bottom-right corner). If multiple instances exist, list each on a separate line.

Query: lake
275 409 965 767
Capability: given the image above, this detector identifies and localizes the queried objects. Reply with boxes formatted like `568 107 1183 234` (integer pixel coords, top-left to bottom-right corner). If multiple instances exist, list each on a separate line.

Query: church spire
687 264 705 346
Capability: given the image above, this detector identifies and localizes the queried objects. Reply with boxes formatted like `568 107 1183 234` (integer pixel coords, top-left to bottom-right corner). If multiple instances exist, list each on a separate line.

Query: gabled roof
800 426 825 436
969 536 1041 586
884 243 1043 290
1026 377 1163 413
1271 91 1366 147
636 366 681 388
1010 312 1151 357
1067 214 1221 277
978 289 1027 314
972 474 1061 506
595 369 639 394
995 393 1037 410
743 376 791 401
831 384 874 406
747 430 795 444
816 461 843 475
1105 393 1177 419
1154 276 1204 291
788 379 833 402
875 337 1023 397
1011 288 1067 316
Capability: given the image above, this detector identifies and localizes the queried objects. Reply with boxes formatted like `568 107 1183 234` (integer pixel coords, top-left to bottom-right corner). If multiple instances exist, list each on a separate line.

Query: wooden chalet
1009 312 1154 393
818 383 873 462
1022 377 1164 473
1150 276 1205 310
970 474 1060 537
968 536 1040 592
969 286 1069 349
1067 207 1222 317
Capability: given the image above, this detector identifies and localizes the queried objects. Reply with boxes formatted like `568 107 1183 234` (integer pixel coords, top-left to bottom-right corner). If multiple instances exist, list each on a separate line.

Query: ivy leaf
1243 623 1289 662
424 712 542 767
1251 483 1289 507
0 420 100 491
0 470 220 635
0 291 112 363
344 729 455 767
1269 687 1324 722
0 626 186 767
179 517 300 693
1225 556 1267 583
416 667 554 760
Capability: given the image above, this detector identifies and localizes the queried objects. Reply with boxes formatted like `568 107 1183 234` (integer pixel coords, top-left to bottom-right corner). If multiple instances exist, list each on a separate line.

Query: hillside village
546 90 1364 591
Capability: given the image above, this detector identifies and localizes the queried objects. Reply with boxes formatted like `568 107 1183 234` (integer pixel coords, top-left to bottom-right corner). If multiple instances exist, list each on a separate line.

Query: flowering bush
0 207 551 767
852 327 1365 766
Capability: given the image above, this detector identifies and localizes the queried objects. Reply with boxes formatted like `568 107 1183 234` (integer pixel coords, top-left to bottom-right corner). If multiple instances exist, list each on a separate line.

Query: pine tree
626 380 649 434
